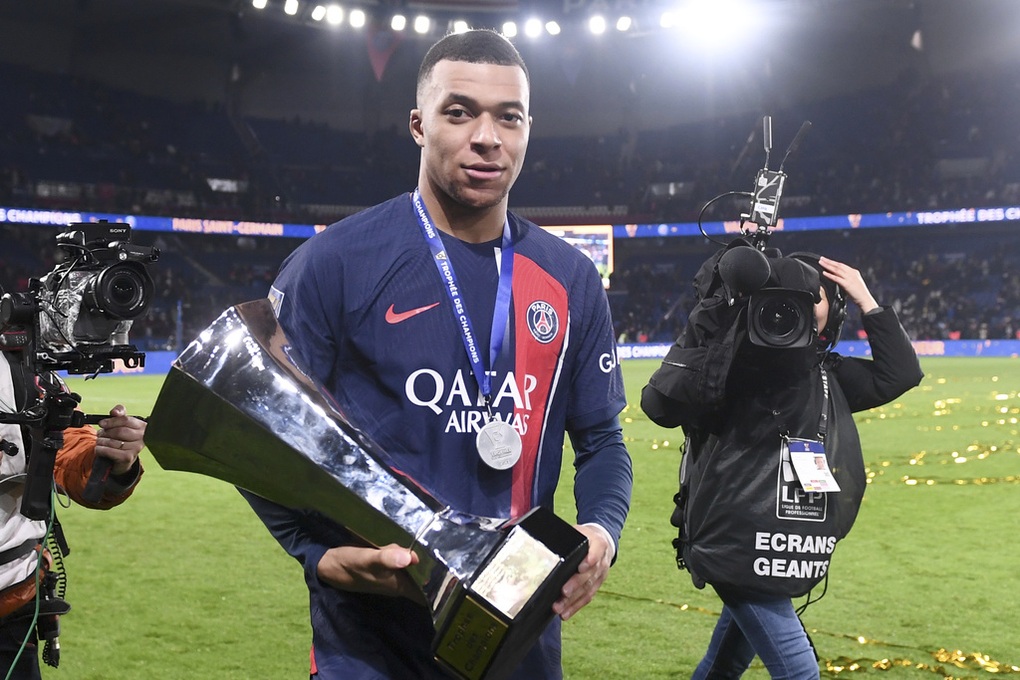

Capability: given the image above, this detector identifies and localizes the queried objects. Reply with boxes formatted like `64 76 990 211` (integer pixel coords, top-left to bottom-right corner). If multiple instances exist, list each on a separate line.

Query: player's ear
409 110 425 148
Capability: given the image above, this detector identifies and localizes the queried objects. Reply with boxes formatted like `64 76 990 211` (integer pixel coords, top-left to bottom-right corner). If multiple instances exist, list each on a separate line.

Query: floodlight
502 21 517 38
414 15 430 34
284 0 299 17
349 8 365 27
391 14 406 31
453 20 470 34
680 0 758 49
588 15 607 35
545 21 561 36
326 5 343 25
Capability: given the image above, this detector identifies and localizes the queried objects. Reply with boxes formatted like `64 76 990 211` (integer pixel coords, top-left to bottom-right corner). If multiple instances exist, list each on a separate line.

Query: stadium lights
243 1 721 41
675 0 758 49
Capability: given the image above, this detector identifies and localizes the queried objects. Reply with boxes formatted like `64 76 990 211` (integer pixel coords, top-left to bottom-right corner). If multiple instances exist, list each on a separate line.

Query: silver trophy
145 299 588 680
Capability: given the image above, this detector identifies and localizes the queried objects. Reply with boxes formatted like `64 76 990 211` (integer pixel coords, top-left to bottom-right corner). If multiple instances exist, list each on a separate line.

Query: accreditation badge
785 437 841 493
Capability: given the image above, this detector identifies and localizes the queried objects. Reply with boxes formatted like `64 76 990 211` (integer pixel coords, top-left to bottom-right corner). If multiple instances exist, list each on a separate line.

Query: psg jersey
269 193 626 522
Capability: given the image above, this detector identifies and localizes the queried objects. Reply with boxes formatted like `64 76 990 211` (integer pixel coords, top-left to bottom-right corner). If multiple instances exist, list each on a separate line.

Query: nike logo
385 302 441 324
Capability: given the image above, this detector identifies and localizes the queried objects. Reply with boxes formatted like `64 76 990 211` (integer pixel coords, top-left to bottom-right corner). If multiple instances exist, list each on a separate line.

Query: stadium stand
1 49 1019 348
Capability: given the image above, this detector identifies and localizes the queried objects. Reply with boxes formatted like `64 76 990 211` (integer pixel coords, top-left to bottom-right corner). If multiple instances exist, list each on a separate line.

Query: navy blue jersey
253 193 630 679
269 193 626 521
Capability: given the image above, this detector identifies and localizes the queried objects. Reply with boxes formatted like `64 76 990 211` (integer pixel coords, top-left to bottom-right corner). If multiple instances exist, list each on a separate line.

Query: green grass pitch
52 356 1019 678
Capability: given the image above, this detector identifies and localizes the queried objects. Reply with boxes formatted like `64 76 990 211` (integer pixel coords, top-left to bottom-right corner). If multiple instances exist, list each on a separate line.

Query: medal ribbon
411 189 514 413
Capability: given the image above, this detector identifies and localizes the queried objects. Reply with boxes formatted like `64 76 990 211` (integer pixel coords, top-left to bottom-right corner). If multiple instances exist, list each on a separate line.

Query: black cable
697 191 753 246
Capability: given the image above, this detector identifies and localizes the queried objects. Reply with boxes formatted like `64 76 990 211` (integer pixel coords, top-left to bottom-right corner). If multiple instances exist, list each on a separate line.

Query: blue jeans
691 597 819 680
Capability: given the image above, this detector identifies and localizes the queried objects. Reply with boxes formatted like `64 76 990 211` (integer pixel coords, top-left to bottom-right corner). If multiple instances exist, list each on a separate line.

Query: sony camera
0 220 160 374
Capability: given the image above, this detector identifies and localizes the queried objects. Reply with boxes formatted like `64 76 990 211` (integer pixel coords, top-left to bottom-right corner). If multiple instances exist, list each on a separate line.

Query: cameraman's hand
819 257 879 314
96 405 146 475
317 544 425 604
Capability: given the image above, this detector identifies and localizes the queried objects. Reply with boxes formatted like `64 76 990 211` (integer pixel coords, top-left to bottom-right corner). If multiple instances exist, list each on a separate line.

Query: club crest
526 301 559 344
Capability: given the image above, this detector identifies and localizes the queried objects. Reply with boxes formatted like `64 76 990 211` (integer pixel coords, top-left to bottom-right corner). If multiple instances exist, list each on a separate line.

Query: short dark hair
416 29 530 100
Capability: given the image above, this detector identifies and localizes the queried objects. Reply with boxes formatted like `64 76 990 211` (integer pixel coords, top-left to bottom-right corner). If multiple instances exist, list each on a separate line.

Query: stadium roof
1 0 1018 136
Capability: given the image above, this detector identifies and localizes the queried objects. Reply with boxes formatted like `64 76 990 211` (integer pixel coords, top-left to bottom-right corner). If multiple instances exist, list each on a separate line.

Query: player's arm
554 414 632 620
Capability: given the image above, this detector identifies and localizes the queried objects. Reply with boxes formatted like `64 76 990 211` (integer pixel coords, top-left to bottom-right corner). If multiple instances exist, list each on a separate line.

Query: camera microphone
717 246 772 301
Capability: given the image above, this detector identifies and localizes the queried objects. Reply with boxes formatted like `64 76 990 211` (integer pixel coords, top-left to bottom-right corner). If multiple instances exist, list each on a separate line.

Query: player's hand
317 544 424 603
552 524 613 621
96 404 146 475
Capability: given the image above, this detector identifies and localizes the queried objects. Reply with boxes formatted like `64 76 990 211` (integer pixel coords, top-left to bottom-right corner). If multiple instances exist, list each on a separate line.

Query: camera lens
86 263 154 319
747 289 815 348
757 298 803 340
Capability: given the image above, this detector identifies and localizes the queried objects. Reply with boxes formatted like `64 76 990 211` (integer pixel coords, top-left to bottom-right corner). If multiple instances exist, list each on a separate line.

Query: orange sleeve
53 424 143 510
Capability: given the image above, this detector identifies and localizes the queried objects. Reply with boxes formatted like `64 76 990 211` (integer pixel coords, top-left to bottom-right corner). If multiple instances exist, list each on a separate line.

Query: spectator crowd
1 59 1019 348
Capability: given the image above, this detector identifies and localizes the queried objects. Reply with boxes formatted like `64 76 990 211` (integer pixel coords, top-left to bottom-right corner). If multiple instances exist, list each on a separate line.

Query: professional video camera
0 220 159 520
696 116 827 349
0 220 160 375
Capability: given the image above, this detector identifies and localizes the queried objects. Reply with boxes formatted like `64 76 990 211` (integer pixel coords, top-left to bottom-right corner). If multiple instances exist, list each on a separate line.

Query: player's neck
416 188 507 244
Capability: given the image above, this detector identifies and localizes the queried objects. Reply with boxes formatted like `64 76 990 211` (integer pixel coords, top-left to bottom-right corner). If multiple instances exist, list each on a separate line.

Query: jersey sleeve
565 260 627 431
271 238 344 386
54 423 142 509
568 414 632 553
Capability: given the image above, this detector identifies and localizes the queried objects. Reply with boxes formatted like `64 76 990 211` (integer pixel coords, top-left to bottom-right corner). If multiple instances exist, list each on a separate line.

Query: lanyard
411 189 514 414
769 366 831 440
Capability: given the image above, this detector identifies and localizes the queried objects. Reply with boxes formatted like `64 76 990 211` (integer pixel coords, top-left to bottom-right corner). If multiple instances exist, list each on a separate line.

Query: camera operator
0 339 145 679
640 243 922 678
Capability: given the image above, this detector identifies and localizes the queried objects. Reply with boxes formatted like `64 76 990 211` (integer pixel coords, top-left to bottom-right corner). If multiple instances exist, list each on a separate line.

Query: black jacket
640 266 923 597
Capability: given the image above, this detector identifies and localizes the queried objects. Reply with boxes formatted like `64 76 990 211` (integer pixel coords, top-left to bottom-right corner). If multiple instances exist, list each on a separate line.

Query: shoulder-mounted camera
692 117 843 351
0 220 160 374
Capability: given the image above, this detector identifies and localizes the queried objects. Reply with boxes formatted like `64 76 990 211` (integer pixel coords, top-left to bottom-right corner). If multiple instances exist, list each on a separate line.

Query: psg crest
526 301 558 344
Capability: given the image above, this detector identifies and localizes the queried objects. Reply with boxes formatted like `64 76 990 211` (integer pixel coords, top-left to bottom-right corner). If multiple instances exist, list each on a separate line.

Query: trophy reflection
145 299 588 680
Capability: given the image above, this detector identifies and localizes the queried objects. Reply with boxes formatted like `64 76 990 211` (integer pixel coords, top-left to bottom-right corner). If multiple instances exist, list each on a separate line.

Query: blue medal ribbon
411 189 514 414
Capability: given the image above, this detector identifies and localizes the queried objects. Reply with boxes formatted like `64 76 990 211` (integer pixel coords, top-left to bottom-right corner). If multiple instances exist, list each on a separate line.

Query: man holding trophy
238 29 633 679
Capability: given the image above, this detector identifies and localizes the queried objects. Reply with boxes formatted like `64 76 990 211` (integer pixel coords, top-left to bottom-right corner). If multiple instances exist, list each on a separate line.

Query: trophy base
432 507 587 680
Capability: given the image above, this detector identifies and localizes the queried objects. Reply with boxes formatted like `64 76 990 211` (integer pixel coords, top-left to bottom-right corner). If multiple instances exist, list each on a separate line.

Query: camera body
0 221 160 374
715 243 820 349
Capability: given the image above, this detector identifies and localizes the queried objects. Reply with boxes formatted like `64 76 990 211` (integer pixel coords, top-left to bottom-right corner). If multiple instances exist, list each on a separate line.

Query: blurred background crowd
1 0 1018 351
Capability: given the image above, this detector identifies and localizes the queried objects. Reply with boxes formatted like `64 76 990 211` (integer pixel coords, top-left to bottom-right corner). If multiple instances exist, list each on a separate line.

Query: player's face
411 60 531 212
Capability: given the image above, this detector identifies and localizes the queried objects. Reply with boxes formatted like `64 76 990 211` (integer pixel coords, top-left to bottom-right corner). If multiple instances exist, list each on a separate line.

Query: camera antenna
762 115 773 171
779 120 812 173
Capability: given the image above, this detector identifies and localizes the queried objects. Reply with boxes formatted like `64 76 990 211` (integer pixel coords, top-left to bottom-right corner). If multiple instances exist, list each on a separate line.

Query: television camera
696 116 833 350
0 220 159 518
